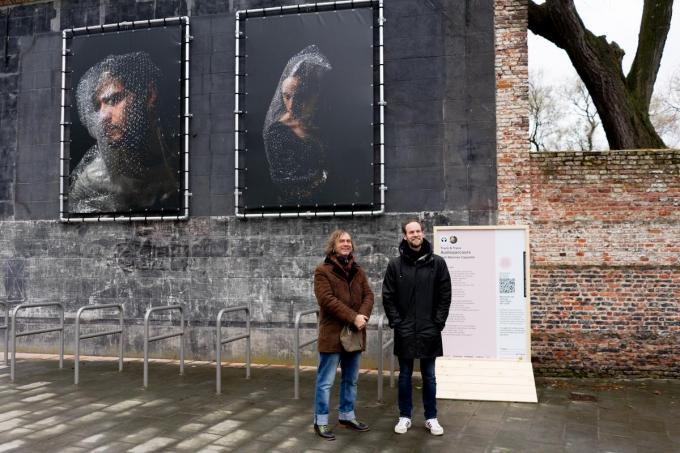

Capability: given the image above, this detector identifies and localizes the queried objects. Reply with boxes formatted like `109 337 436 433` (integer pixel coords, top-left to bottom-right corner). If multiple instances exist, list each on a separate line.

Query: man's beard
407 237 422 249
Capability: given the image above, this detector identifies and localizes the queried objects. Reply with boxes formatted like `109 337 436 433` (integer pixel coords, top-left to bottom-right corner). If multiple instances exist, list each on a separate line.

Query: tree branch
626 0 674 110
527 0 667 149
528 1 562 46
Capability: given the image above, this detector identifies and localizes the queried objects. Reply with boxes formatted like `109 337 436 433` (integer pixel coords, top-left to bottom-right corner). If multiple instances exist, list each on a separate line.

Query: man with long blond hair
312 229 374 440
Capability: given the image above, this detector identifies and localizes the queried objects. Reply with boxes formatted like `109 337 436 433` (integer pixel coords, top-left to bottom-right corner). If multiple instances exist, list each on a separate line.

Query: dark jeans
397 357 437 420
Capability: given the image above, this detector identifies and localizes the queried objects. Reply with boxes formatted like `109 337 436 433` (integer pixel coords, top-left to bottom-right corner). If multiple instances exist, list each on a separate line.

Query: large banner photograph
60 18 189 222
236 2 384 217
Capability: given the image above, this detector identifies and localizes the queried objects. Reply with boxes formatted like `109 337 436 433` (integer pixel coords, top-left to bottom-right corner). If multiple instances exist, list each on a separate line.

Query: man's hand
353 314 369 330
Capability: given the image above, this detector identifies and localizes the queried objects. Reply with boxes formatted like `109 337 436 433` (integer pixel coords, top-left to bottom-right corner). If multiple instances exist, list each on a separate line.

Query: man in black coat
382 218 452 436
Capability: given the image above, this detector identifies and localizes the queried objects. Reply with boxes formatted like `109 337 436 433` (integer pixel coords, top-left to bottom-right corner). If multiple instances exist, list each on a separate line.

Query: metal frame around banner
59 16 192 223
234 0 386 218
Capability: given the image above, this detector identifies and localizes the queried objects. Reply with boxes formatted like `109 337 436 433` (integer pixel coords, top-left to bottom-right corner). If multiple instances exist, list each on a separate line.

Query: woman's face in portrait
334 233 353 257
281 75 317 120
281 76 300 114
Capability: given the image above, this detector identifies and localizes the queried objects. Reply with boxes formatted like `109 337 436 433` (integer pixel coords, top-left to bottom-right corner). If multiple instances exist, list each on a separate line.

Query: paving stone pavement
0 354 679 452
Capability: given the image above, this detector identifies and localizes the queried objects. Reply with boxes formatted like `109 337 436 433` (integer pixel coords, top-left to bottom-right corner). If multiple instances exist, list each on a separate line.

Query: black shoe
339 419 370 432
314 424 336 440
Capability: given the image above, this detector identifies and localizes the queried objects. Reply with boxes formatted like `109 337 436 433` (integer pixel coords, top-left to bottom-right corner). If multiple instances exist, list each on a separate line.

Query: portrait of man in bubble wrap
69 51 180 214
262 45 332 203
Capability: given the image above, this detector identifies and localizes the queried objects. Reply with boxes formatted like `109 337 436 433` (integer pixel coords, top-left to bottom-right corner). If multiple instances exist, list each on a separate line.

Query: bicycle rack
10 302 64 381
377 313 396 402
0 301 8 366
143 305 184 388
74 304 124 385
216 304 251 394
293 308 319 399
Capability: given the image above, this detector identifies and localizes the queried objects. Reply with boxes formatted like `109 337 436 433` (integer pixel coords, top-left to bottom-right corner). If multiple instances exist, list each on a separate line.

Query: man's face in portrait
93 74 132 147
90 72 156 153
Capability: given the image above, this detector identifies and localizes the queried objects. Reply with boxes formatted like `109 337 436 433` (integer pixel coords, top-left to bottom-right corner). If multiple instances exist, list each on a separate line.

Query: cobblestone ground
0 355 678 452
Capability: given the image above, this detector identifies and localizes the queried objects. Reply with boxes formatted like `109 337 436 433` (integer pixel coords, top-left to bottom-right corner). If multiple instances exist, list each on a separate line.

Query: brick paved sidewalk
0 354 678 452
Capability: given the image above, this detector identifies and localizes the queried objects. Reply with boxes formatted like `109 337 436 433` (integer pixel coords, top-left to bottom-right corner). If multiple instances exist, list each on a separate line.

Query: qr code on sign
499 278 515 294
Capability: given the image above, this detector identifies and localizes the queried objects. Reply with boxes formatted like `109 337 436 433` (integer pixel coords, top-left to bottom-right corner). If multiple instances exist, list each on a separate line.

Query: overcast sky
528 0 680 90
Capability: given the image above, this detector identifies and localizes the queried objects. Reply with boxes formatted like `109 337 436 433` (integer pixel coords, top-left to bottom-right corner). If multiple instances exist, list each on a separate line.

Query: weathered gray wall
1 0 496 364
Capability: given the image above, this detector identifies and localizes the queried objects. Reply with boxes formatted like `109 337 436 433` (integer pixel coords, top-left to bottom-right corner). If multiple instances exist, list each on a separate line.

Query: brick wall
528 151 680 377
494 0 531 225
495 1 680 378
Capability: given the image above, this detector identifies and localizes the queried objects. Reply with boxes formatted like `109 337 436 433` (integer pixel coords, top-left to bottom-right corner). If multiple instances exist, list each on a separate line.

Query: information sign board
433 225 537 403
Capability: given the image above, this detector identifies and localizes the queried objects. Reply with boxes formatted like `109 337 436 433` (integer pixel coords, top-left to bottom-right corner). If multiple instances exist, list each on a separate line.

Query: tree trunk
528 0 672 150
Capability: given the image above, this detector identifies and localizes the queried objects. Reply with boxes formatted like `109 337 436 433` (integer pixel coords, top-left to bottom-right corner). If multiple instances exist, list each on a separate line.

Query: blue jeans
398 357 437 420
313 351 361 425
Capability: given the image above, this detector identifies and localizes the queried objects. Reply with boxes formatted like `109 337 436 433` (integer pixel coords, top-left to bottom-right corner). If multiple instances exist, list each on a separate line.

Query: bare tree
650 70 680 147
669 70 680 114
563 78 603 151
530 72 608 151
529 71 559 151
529 0 673 149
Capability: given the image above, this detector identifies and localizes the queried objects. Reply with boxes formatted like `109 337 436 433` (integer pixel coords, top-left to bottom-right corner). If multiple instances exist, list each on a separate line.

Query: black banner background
242 7 375 212
66 25 184 216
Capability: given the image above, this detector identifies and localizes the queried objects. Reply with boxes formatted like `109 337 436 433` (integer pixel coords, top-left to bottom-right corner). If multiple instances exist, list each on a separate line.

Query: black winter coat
382 239 452 358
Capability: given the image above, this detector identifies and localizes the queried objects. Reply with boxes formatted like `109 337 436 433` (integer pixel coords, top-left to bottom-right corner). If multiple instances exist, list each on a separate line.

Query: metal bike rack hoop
0 301 8 366
74 304 124 385
10 302 65 382
216 304 251 394
143 304 184 388
293 308 319 399
377 313 396 402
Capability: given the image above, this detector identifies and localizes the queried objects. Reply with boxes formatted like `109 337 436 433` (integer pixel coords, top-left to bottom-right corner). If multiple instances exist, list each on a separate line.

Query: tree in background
529 73 606 151
529 0 674 149
668 70 680 114
563 78 602 151
649 69 680 147
529 71 559 152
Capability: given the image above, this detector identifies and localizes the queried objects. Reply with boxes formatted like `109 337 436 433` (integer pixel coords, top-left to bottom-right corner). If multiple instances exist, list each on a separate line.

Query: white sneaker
394 417 412 434
425 418 444 436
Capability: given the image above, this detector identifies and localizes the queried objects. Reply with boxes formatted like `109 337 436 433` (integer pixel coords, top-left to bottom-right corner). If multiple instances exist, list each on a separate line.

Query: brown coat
314 256 374 353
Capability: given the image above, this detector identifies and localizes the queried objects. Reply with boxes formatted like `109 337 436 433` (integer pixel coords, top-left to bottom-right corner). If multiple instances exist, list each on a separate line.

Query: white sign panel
433 225 536 403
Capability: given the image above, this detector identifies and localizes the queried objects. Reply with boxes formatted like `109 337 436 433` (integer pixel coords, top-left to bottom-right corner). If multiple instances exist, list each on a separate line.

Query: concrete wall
0 0 497 366
8 0 677 378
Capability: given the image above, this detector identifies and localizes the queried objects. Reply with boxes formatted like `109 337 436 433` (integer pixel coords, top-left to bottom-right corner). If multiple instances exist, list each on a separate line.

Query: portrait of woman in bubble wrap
262 45 332 203
69 51 180 214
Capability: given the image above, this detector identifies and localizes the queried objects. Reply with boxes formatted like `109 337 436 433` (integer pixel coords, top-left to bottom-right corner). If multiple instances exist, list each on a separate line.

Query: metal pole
182 17 191 219
58 306 64 370
294 311 301 400
245 306 251 379
216 310 222 394
143 310 149 388
118 309 124 372
378 315 384 402
234 12 241 216
179 309 184 376
74 313 81 385
10 306 16 382
2 302 8 365
390 351 395 388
